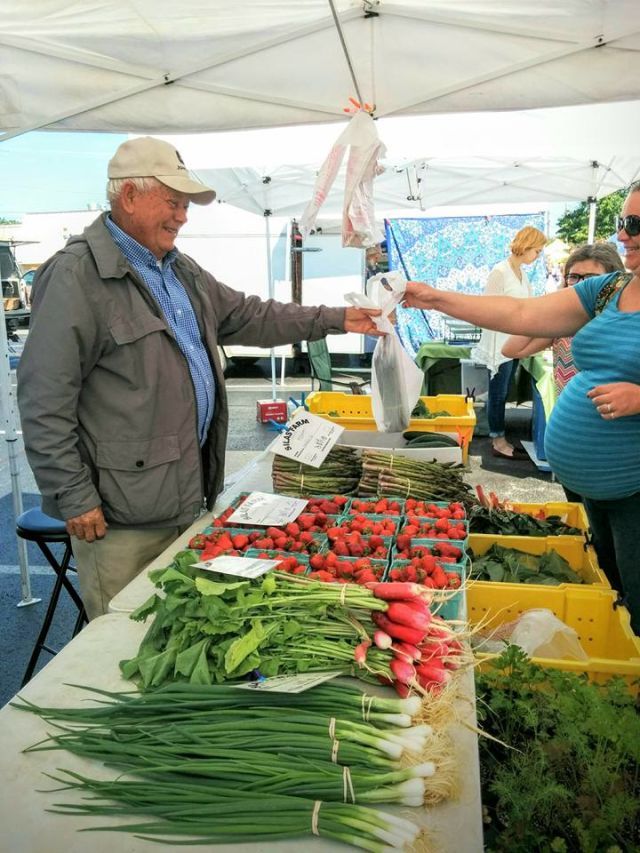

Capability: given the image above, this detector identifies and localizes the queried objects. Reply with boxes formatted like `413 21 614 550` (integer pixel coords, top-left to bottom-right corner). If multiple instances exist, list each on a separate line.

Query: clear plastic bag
477 608 588 661
345 272 424 432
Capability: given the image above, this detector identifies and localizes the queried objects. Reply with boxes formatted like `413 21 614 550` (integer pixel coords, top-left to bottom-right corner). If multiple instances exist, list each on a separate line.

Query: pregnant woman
402 183 640 634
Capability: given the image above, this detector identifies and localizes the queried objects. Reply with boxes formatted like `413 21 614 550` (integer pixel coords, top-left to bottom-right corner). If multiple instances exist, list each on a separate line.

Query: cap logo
175 149 186 171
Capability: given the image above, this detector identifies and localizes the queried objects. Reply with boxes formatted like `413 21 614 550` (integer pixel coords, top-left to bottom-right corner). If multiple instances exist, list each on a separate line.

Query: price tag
269 411 344 468
194 555 279 579
234 670 345 693
227 491 308 526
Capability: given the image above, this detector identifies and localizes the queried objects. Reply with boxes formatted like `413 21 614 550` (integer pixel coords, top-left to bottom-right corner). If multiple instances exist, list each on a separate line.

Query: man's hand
344 306 385 336
402 281 436 310
66 506 108 542
587 382 640 420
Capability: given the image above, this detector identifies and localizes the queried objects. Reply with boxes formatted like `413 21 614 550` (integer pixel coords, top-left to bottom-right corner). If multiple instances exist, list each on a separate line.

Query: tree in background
556 189 625 245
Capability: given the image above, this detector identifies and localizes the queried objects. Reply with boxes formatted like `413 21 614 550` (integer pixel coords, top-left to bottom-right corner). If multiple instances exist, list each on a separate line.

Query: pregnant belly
544 376 640 499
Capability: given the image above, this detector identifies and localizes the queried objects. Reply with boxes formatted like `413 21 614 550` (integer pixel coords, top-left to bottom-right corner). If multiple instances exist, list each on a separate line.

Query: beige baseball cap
108 137 216 205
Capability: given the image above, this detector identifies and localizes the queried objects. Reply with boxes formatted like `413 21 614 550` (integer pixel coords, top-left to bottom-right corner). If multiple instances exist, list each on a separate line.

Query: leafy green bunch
476 646 640 852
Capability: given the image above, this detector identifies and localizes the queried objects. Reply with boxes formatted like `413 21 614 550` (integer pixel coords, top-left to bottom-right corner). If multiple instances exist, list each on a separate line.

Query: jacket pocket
95 435 182 525
109 314 167 345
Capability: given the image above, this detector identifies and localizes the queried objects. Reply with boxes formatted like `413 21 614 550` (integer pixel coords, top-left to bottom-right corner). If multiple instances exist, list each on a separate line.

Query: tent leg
11 434 40 607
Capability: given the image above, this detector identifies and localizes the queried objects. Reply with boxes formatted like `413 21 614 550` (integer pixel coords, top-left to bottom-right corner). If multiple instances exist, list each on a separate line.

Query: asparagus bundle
272 445 361 495
358 451 476 508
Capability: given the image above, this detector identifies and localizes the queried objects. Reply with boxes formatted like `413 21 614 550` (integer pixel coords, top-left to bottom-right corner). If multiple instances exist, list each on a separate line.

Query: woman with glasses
471 225 547 460
402 181 640 635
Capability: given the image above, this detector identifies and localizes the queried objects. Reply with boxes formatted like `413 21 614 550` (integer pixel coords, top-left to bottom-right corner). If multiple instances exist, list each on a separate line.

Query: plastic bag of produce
478 608 588 661
345 272 423 432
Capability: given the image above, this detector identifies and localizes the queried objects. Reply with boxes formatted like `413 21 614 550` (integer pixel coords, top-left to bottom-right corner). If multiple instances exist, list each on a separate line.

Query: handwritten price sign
269 412 344 468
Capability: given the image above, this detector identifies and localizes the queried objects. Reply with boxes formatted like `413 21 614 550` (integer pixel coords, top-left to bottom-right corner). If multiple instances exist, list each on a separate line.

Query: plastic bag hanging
345 272 424 432
299 110 385 249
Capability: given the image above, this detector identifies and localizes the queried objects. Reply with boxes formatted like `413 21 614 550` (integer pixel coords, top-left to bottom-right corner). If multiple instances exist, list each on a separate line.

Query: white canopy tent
2 1 640 141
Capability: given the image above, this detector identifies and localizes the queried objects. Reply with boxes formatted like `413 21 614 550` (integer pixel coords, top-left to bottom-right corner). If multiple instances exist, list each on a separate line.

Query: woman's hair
510 226 547 255
563 243 624 280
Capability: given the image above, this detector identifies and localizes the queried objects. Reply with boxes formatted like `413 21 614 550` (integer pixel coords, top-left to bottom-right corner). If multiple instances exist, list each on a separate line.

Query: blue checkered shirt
105 216 215 445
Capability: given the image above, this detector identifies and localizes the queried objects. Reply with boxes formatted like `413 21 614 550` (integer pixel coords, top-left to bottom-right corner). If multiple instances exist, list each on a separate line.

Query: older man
17 136 381 619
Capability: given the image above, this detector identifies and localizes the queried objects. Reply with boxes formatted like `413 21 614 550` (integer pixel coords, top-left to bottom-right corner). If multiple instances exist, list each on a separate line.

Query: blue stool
17 508 87 685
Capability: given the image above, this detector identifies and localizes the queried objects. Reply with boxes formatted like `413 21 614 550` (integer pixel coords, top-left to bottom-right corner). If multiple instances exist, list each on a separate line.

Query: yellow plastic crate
509 501 590 533
468 533 609 588
468 585 640 687
305 393 476 462
471 501 591 545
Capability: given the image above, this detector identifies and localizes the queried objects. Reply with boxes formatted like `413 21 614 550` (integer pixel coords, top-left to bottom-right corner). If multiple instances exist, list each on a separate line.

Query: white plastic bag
299 110 386 249
478 608 588 661
345 272 424 432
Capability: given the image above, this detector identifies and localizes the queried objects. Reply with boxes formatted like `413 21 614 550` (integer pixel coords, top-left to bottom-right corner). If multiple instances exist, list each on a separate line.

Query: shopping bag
300 110 386 248
346 272 424 432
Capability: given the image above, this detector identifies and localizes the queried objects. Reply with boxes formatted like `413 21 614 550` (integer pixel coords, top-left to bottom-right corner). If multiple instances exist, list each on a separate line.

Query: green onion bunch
12 681 453 850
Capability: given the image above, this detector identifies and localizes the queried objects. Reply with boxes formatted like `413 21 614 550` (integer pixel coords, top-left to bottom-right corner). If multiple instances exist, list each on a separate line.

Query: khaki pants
72 527 185 620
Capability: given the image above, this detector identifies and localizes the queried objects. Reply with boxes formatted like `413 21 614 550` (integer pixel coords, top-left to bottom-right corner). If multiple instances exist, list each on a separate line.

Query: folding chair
307 338 371 394
17 508 87 685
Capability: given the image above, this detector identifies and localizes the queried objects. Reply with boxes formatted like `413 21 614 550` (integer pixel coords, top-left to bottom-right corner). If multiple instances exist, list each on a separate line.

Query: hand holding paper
344 306 385 335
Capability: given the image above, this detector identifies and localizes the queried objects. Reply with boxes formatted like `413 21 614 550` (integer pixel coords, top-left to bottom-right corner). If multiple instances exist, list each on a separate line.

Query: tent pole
0 304 38 607
263 204 277 400
587 196 597 243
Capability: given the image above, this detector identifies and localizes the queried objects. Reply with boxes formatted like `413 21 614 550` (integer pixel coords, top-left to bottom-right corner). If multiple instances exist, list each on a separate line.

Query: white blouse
471 259 533 374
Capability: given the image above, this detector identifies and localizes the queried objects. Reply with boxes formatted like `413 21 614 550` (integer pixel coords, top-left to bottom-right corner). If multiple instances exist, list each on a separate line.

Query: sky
0 131 127 219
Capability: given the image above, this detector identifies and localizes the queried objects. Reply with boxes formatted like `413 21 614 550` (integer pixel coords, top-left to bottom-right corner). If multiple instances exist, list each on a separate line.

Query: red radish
390 657 416 685
372 613 426 646
416 662 451 685
353 639 371 665
373 630 392 650
394 681 412 698
371 582 424 601
392 642 422 662
387 602 431 631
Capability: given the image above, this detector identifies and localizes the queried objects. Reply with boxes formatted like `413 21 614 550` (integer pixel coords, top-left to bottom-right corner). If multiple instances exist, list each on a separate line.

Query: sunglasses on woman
616 214 640 237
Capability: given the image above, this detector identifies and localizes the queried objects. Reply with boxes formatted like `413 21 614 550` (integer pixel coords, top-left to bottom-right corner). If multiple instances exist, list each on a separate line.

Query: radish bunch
355 582 465 696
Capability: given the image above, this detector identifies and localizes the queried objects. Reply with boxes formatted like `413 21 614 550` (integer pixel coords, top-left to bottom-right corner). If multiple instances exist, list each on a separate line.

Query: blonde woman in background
471 225 547 459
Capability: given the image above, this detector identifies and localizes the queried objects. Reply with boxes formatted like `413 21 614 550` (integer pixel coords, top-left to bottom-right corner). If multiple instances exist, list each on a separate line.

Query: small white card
227 491 308 526
234 670 345 693
269 411 344 468
194 556 279 579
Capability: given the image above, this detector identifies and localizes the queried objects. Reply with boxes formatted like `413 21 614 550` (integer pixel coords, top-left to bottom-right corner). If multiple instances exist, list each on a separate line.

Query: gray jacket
17 214 346 528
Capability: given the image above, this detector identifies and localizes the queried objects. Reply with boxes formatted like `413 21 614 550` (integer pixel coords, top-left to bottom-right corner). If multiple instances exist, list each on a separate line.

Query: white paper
269 411 344 468
234 670 345 693
195 556 279 579
227 491 308 526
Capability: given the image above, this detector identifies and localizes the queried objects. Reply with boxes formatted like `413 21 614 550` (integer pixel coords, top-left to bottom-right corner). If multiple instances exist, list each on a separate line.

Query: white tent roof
177 101 640 217
2 1 640 140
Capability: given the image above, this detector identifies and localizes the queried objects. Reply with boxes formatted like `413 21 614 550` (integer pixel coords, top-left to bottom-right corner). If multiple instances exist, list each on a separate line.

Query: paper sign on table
234 670 345 693
269 411 344 468
194 555 279 579
227 491 308 526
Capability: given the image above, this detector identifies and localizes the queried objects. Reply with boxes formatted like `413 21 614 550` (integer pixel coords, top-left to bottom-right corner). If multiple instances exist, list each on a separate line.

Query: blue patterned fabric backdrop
386 214 547 357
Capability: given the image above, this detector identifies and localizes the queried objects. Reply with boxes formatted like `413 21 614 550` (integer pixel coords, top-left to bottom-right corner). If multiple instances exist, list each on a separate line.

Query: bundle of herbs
476 645 640 852
272 445 361 496
469 544 583 585
358 451 475 509
468 505 582 537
